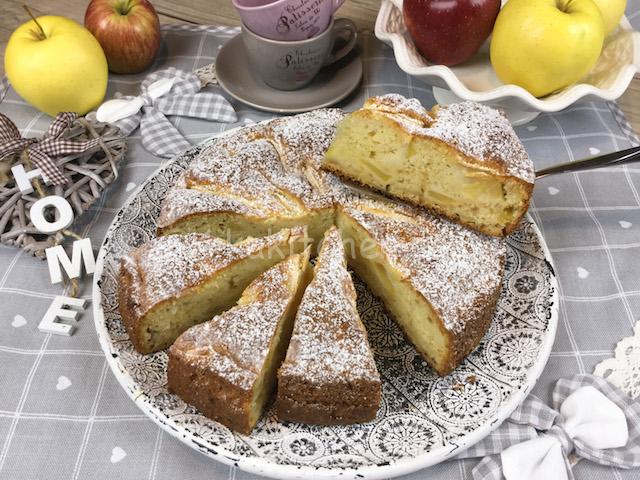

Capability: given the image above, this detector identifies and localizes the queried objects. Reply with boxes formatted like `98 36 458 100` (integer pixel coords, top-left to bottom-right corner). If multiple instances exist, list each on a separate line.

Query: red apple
403 0 501 66
85 0 161 74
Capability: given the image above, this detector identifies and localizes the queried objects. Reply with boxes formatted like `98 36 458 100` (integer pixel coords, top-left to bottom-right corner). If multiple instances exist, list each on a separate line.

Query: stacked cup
234 0 357 90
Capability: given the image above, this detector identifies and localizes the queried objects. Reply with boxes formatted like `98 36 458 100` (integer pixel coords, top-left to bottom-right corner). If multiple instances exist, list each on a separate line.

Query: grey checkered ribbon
457 374 640 479
105 67 237 158
0 112 97 185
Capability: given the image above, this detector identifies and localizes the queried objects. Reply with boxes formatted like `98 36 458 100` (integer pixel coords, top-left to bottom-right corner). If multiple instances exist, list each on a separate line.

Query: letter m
46 238 96 284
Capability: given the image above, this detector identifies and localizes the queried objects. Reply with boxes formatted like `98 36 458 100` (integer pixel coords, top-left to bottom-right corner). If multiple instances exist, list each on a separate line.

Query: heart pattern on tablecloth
12 315 27 328
548 187 560 195
56 376 72 391
619 221 632 229
577 267 590 279
589 147 601 155
110 446 127 463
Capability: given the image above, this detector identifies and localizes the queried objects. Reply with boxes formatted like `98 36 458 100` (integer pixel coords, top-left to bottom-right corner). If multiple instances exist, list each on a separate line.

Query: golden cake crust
337 194 505 375
118 227 306 353
276 227 381 424
323 95 535 236
167 252 311 434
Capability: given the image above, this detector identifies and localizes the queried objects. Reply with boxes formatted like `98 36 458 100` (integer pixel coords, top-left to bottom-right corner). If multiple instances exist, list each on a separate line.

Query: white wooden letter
46 238 96 284
38 296 87 336
11 164 50 194
30 195 74 234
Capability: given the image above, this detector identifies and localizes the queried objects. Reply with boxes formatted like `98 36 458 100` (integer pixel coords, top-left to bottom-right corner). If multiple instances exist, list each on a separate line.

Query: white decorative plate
375 0 640 123
93 126 559 480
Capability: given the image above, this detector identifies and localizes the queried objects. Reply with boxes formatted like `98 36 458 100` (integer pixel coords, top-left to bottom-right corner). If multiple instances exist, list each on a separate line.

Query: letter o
30 196 74 234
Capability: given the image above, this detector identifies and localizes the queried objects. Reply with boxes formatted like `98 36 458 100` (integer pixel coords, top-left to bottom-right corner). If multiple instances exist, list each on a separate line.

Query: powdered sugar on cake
268 109 345 171
427 102 534 183
366 94 535 184
184 114 338 213
342 196 506 335
279 227 379 384
157 187 269 229
172 257 301 390
121 230 294 319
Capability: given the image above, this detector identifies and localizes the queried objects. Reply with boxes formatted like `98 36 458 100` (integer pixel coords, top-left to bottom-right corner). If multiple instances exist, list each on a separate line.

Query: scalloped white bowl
375 0 640 124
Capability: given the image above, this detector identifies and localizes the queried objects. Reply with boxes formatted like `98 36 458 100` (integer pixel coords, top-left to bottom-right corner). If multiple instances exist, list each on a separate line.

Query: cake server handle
535 146 640 179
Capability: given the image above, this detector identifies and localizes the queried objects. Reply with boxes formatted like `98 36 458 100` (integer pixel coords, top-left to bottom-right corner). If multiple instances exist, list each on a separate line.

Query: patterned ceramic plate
93 129 559 480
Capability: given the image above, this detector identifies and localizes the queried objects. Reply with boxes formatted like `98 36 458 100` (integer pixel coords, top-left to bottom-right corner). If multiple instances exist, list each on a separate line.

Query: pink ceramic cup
233 0 346 41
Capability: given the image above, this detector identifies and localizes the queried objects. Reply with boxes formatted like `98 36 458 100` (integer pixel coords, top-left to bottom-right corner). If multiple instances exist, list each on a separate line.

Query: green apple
5 16 108 117
592 0 627 34
490 0 605 97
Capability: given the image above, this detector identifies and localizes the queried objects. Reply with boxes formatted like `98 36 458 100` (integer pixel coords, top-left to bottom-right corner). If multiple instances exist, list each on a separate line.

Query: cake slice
156 113 341 250
323 94 535 236
167 249 312 434
337 195 505 375
276 226 381 424
157 183 333 253
118 227 308 354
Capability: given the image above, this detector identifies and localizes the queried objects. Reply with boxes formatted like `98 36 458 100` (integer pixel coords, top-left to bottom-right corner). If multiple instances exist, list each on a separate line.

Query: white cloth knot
140 92 154 108
547 424 573 455
457 374 640 480
95 67 237 158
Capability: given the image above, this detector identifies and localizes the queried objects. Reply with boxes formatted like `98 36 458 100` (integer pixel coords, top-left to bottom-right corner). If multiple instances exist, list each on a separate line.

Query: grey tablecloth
1 5 640 478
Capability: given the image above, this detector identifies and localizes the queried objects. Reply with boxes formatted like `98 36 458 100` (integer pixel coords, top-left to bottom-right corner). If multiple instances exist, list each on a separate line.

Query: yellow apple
490 0 605 97
5 16 108 117
592 0 627 34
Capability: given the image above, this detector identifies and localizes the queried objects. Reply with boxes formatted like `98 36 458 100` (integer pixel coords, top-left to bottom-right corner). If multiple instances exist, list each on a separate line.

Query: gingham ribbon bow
458 375 640 480
96 67 237 158
0 112 96 185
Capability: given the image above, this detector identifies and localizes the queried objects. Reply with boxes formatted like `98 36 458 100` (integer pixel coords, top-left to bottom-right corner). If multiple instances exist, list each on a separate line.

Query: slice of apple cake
276 226 381 424
337 194 506 375
323 94 535 236
118 227 308 354
167 249 312 434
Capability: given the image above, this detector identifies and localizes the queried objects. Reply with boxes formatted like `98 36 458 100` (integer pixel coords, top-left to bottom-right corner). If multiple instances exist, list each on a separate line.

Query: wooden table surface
1 0 638 133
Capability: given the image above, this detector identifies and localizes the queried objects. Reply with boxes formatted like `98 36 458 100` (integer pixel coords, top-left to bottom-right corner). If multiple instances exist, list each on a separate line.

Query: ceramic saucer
215 34 363 113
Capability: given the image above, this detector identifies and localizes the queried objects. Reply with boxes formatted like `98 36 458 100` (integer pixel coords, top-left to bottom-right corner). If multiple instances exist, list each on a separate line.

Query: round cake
118 94 534 433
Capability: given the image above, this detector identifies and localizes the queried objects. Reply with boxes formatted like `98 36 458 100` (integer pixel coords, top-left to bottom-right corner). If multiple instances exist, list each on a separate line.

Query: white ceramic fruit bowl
375 0 640 124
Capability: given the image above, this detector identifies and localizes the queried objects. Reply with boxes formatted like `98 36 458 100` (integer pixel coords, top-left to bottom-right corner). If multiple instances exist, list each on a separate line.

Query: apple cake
275 226 381 424
123 94 515 396
337 194 506 375
118 227 307 354
167 249 312 435
157 110 345 250
323 94 535 236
